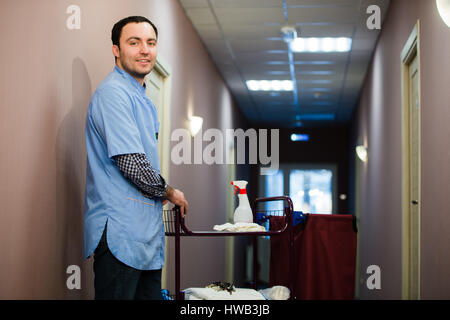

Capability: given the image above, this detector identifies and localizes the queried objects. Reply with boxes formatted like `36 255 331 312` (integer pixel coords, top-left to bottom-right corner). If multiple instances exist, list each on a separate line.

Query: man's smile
137 58 150 65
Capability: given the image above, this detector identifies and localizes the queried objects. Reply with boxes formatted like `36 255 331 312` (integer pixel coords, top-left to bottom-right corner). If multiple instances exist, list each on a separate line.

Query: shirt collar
113 65 146 96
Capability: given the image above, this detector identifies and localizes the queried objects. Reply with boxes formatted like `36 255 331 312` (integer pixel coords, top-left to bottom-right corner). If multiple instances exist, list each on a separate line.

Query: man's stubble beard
119 55 153 81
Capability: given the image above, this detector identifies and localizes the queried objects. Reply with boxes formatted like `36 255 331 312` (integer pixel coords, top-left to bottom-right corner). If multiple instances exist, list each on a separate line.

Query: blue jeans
93 225 162 300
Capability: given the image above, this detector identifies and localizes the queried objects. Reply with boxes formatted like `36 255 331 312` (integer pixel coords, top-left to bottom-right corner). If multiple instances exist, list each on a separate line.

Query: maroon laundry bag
269 214 357 300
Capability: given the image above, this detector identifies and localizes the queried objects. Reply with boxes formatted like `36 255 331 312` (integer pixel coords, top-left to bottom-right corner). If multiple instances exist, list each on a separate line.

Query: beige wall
353 0 450 299
0 0 248 299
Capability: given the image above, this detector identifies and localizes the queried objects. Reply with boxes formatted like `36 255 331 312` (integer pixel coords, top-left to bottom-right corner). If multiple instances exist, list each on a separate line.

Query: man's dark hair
111 16 158 48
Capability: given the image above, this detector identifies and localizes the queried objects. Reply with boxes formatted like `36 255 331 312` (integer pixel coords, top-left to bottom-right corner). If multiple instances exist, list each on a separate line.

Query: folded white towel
258 286 290 300
213 222 266 232
183 287 266 300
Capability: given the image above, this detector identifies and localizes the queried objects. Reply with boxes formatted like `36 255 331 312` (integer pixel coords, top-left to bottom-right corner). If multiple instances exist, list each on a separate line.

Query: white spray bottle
231 180 253 223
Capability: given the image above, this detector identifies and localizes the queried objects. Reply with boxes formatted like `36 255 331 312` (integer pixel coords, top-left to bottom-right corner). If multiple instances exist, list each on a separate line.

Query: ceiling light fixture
295 61 334 65
291 37 352 53
246 80 293 91
437 0 450 27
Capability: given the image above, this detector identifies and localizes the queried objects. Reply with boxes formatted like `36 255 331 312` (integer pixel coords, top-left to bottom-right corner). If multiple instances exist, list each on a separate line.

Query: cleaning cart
163 196 296 300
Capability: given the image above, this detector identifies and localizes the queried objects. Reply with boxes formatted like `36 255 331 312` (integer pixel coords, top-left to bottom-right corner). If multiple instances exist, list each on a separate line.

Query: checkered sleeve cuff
114 153 167 199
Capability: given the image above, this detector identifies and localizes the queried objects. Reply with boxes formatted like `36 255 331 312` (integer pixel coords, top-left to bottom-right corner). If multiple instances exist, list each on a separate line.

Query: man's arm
114 153 167 198
114 153 188 217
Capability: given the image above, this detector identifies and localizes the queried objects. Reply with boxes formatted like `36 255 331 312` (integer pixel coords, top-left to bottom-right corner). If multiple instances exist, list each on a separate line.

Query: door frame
400 20 421 300
354 147 364 299
147 55 172 290
151 55 172 181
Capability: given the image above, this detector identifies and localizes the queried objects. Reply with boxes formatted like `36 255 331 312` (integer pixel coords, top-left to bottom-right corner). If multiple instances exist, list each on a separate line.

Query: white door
401 22 421 300
407 53 421 299
146 68 166 173
144 58 172 185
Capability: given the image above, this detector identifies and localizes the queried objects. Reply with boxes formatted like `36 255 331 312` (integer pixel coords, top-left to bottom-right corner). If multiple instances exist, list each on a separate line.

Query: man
83 16 188 300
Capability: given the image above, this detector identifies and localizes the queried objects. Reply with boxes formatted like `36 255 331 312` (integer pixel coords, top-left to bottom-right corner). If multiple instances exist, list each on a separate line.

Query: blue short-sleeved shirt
83 66 164 270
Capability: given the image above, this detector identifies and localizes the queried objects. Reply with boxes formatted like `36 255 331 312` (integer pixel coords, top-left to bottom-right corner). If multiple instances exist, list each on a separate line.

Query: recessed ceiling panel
214 8 285 25
179 0 209 8
185 8 216 24
295 24 355 37
210 0 284 8
230 39 287 52
287 6 358 25
286 0 360 6
221 24 286 39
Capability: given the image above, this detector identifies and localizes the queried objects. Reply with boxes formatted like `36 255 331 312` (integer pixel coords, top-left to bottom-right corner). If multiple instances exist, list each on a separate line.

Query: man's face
113 22 157 82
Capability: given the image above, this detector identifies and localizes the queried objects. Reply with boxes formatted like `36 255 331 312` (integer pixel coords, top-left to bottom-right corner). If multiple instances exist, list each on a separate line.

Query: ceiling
179 0 391 128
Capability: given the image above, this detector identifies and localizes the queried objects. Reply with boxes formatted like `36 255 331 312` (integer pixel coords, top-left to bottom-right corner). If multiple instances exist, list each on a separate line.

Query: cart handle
253 196 294 217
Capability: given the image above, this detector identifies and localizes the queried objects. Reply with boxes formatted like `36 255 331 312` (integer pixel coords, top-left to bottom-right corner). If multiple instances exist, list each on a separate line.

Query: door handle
411 200 419 205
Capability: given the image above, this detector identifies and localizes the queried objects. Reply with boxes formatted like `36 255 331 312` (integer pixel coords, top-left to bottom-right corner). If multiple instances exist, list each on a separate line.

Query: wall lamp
189 116 203 137
437 0 450 27
356 145 368 163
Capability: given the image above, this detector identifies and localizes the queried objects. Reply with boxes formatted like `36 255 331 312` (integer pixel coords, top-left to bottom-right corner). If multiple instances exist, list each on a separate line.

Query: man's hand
164 185 188 218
